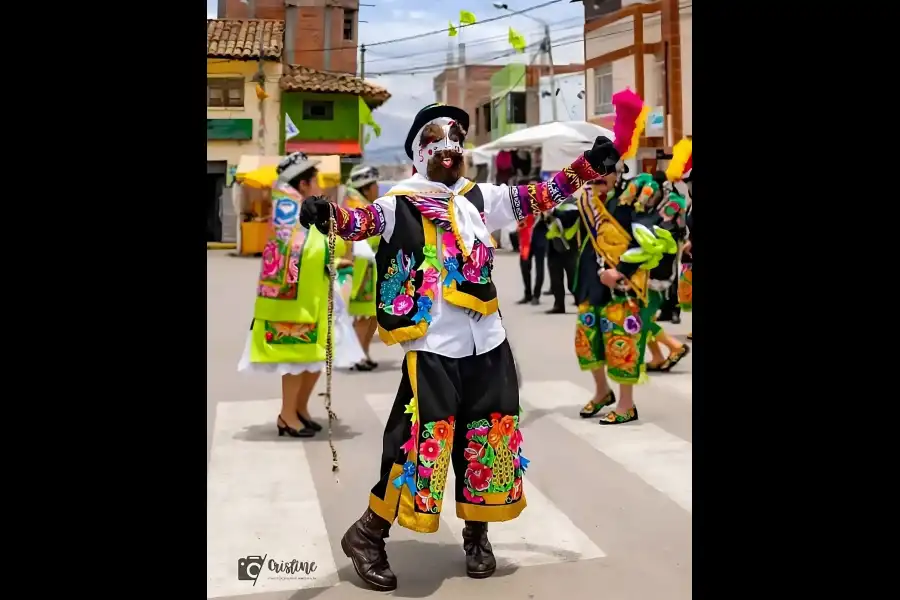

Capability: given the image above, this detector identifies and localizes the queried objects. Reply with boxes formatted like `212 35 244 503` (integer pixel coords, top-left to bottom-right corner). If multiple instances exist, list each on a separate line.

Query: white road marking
520 381 692 513
207 399 339 598
364 392 606 568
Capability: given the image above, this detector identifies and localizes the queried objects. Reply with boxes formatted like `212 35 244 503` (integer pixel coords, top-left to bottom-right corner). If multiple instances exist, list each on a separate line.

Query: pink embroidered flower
513 457 520 470
260 242 282 278
287 256 299 283
257 285 279 298
420 269 439 295
470 242 491 269
463 441 485 462
509 429 523 454
466 426 489 440
418 465 433 478
442 231 460 257
462 261 481 283
419 438 441 462
465 460 492 491
400 421 419 453
392 295 414 315
463 487 483 504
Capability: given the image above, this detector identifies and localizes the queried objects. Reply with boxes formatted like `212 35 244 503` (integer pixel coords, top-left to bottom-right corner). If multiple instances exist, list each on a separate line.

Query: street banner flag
459 10 477 26
508 27 526 53
448 21 458 36
358 96 382 138
284 113 300 140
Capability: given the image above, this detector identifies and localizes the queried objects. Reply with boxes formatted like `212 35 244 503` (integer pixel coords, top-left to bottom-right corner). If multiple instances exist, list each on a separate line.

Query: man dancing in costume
300 102 616 591
574 90 683 424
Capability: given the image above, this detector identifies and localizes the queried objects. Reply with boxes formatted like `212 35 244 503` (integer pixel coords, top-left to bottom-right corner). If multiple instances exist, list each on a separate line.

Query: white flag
284 113 300 140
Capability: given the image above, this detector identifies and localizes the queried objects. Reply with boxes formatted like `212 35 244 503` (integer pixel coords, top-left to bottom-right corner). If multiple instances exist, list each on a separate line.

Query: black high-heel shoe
277 416 315 438
296 412 323 432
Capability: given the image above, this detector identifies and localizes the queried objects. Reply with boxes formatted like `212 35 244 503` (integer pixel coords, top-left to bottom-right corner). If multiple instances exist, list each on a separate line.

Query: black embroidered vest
375 185 499 346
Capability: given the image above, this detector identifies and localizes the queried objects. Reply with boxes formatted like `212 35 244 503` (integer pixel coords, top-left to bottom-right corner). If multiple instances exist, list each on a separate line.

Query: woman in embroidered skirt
238 152 347 438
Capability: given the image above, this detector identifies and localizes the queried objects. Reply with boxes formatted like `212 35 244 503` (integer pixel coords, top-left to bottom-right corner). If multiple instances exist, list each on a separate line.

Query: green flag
358 96 382 138
459 10 477 26
508 27 526 53
448 21 458 36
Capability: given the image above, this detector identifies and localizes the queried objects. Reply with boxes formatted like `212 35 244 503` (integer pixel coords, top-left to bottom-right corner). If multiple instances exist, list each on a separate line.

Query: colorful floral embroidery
263 320 318 344
598 297 646 379
441 231 493 285
461 412 526 505
678 264 692 310
334 203 385 241
378 250 415 315
409 416 456 513
257 195 307 300
575 304 600 367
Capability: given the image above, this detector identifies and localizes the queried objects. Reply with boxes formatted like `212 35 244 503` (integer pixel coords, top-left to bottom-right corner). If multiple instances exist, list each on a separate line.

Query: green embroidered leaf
431 490 443 500
420 459 434 467
471 435 488 445
417 479 427 489
480 445 496 467
424 422 435 434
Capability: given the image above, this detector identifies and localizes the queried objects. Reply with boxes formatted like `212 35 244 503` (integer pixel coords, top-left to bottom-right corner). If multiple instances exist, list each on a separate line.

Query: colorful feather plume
612 89 649 160
665 138 692 182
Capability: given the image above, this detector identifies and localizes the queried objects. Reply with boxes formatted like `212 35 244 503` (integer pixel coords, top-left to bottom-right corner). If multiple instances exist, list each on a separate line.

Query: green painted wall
280 92 359 152
489 64 527 141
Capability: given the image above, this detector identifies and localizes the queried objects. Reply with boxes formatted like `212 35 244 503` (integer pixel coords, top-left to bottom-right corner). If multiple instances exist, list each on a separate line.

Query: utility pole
457 42 466 113
251 1 266 156
543 24 557 122
661 0 683 145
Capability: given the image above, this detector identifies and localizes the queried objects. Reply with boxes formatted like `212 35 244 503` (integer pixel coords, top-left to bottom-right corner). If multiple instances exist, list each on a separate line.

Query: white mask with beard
412 117 465 179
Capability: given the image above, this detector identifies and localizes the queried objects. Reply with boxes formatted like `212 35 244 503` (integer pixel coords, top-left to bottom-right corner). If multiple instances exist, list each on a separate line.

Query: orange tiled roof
207 19 284 61
280 65 391 109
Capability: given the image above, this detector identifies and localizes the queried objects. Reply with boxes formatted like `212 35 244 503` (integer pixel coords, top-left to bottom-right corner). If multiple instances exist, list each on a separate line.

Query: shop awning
285 140 362 155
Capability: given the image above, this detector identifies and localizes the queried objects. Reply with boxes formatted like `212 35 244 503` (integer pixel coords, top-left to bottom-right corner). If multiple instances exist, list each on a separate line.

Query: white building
538 72 587 123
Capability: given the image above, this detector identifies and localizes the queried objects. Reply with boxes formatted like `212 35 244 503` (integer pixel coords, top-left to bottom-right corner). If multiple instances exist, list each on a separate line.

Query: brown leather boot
340 508 397 591
462 521 497 578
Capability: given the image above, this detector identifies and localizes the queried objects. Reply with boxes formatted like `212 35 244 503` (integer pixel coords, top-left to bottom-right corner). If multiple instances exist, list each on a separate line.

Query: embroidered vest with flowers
375 184 498 345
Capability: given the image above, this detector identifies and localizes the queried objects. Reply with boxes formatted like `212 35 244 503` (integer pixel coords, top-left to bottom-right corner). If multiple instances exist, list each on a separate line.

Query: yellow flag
459 10 477 26
508 27 526 53
448 21 458 36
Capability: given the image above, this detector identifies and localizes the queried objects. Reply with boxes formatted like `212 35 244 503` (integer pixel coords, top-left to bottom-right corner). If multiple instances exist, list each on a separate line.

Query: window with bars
343 10 356 41
593 65 613 115
207 78 244 108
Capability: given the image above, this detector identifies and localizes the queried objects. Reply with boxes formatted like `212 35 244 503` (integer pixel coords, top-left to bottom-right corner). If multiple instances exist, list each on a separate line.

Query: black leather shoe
545 306 565 314
296 413 323 432
277 416 315 438
462 521 496 578
516 296 532 304
340 509 397 591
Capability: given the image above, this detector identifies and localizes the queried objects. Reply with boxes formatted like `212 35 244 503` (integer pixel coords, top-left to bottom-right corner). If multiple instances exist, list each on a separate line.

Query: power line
363 17 585 65
363 4 692 78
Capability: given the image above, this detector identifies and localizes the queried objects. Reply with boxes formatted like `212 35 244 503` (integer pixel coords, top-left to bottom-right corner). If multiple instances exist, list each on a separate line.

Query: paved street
207 249 692 600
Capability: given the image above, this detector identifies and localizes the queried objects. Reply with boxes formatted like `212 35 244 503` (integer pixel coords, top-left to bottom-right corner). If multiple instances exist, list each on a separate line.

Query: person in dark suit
543 196 581 313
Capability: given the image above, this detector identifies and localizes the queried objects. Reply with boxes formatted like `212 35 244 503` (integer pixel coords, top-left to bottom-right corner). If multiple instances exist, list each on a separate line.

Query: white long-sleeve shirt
373 181 520 359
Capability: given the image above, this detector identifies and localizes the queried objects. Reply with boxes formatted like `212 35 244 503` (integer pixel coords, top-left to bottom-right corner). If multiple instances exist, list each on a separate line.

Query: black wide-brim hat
404 103 470 160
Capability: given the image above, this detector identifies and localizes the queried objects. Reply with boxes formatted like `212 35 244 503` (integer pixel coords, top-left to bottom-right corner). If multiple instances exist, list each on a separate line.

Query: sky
207 0 586 158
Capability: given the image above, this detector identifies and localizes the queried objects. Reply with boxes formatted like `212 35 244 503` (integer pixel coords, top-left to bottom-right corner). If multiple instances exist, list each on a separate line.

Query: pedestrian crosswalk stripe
520 382 692 513
206 399 340 599
364 392 606 568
